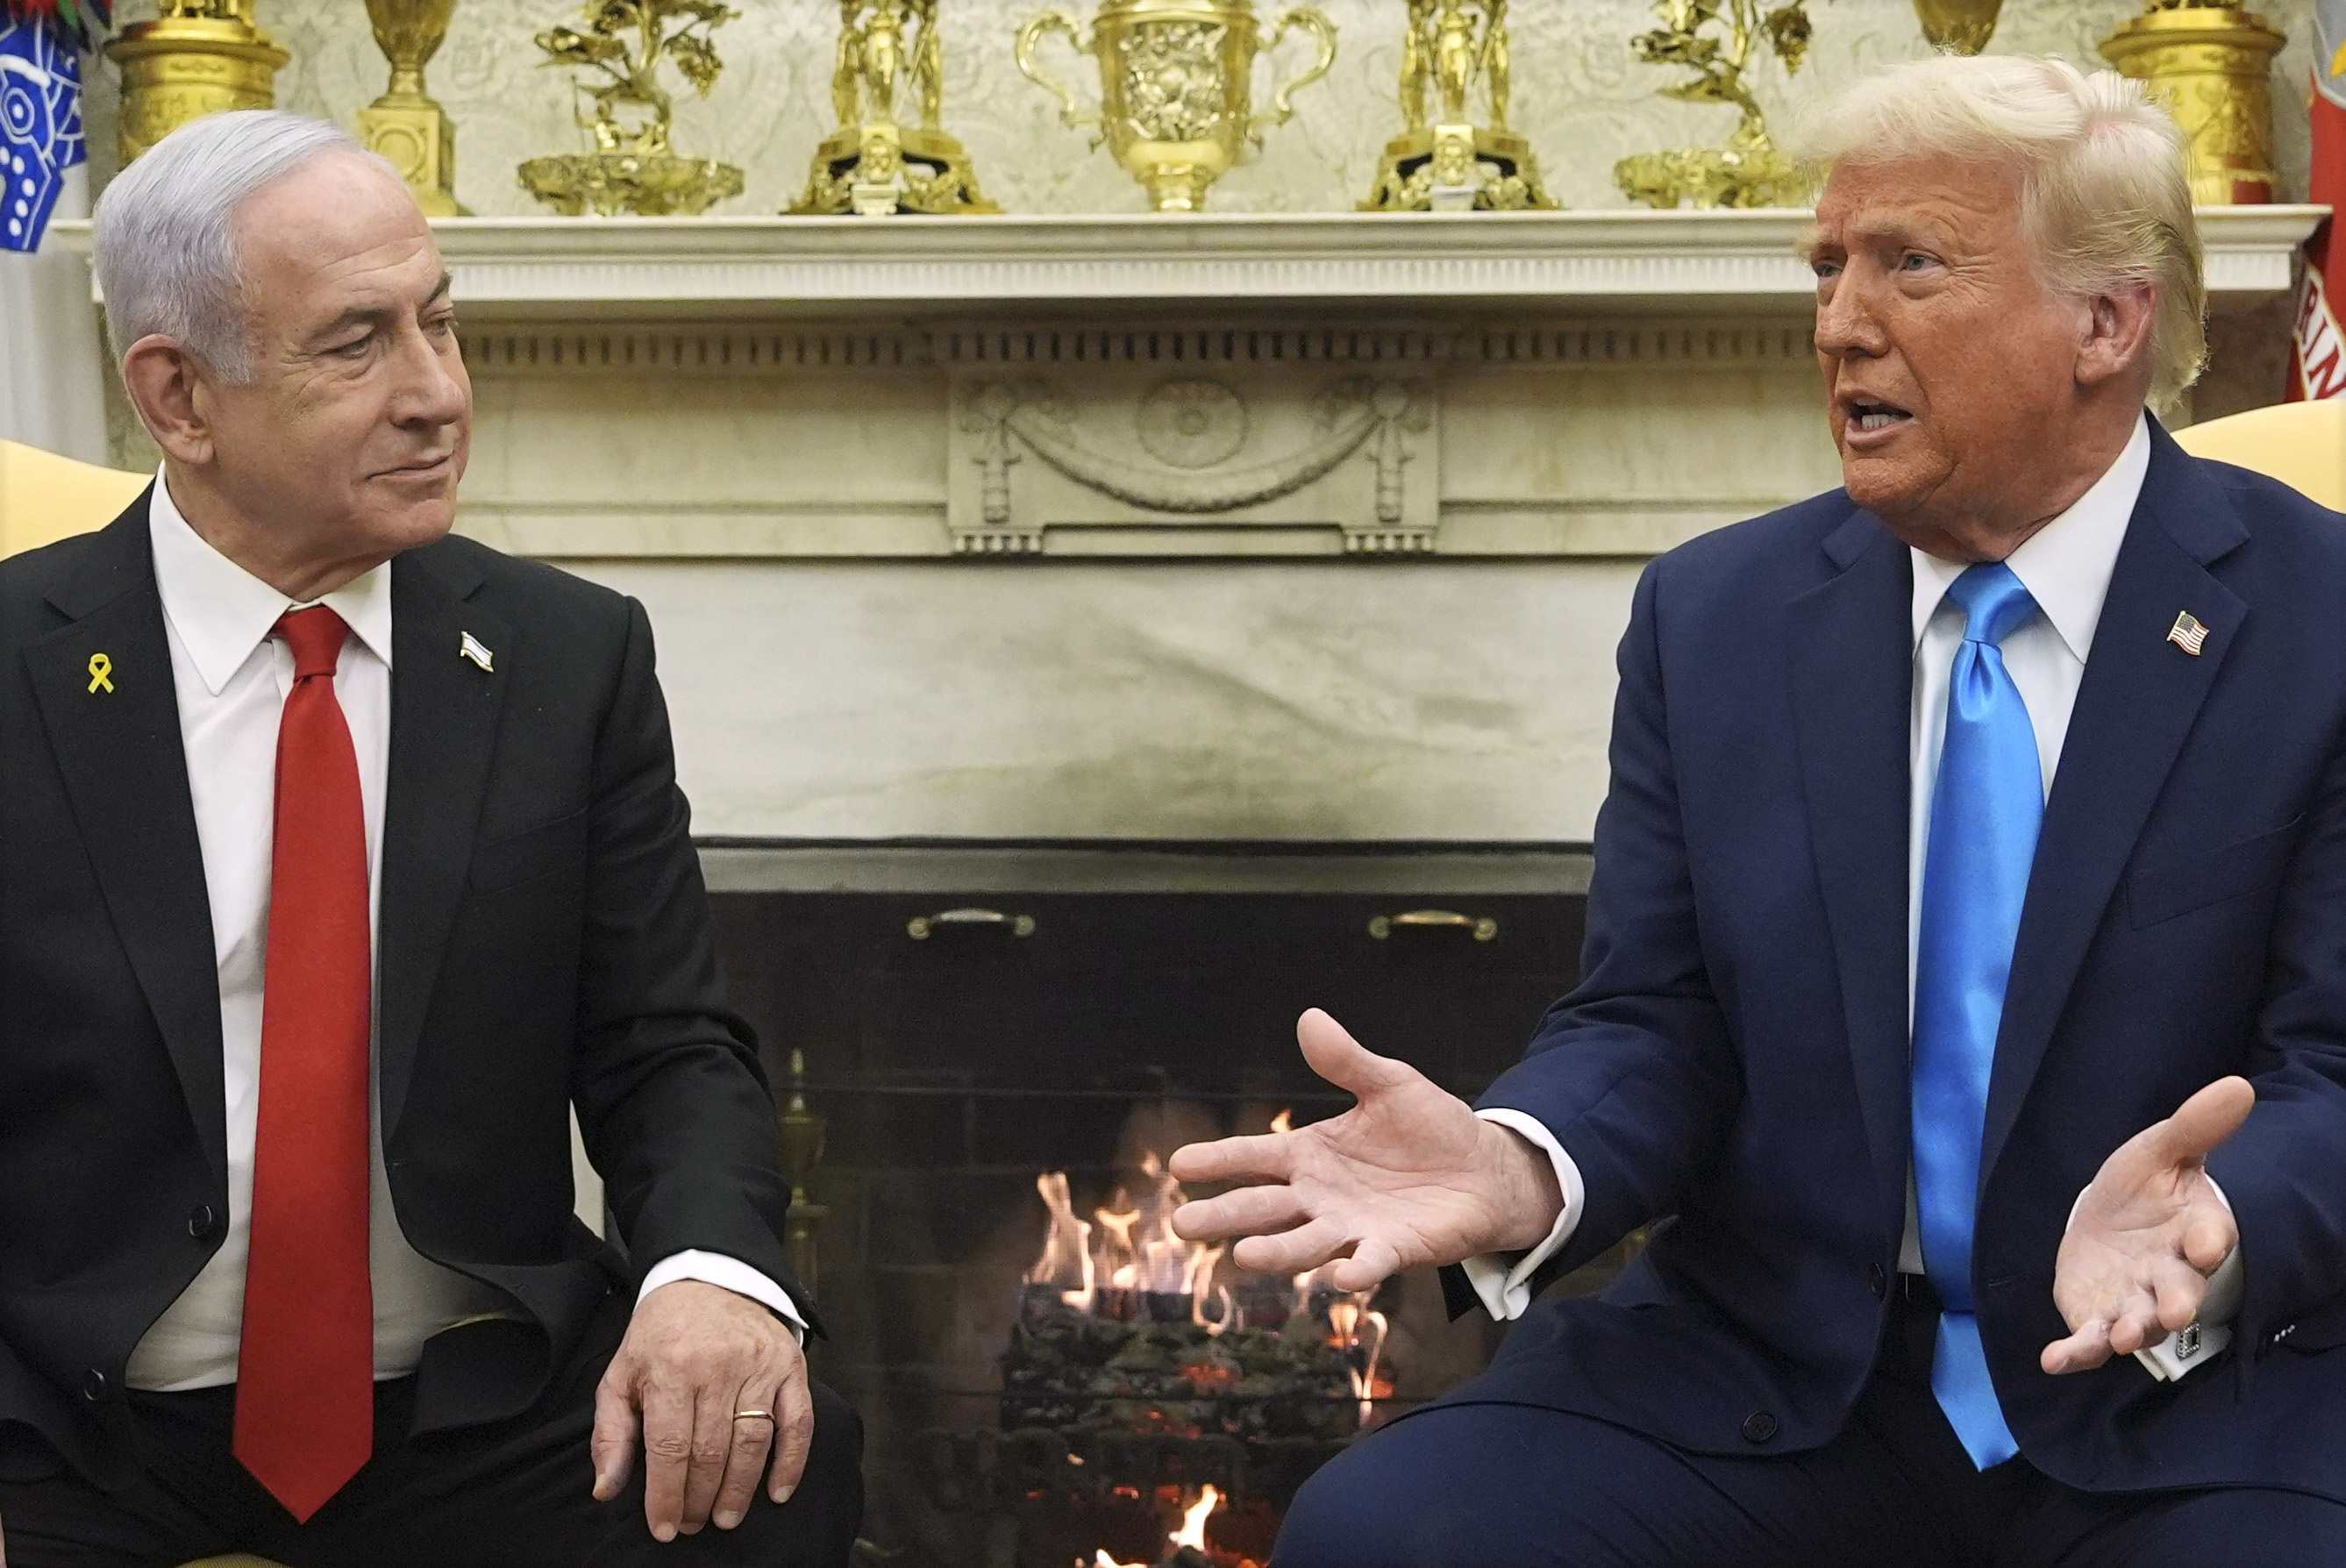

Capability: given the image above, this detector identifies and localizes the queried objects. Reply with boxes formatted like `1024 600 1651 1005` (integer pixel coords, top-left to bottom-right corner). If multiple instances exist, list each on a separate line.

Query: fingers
709 1379 775 1534
1295 1009 1420 1101
768 1353 816 1506
2043 1315 2114 1375
2147 1076 2256 1168
638 1380 698 1543
676 1384 737 1535
1231 1215 1352 1277
1330 1235 1403 1293
1173 1183 1308 1244
1168 1132 1294 1188
589 1368 640 1502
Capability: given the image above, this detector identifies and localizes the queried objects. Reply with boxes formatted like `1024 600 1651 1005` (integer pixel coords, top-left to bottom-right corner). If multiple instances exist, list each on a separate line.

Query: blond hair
1787 54 2204 409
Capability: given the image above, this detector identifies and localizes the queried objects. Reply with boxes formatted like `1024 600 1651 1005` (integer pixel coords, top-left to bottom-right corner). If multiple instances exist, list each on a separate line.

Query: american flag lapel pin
2167 611 2209 657
460 631 495 673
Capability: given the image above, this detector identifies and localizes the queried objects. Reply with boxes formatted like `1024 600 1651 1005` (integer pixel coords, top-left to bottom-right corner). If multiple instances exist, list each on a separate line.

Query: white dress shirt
1465 416 2237 1382
126 473 798 1393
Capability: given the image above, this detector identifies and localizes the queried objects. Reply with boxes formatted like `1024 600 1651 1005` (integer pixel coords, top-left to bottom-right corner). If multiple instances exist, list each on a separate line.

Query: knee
1275 1425 1471 1568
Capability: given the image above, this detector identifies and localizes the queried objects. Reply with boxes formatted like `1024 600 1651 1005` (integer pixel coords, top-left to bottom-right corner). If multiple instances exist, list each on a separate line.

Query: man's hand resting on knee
1169 1009 1563 1289
591 1280 813 1542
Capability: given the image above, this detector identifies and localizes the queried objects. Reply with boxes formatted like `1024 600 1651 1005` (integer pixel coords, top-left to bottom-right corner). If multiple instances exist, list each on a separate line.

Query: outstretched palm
1169 1009 1561 1291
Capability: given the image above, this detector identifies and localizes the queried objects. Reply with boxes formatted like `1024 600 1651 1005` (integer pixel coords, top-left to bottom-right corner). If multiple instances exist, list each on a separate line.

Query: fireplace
700 839 1610 1566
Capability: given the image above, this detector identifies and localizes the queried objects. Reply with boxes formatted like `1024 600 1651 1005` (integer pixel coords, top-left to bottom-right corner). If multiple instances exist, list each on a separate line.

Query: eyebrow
307 272 456 346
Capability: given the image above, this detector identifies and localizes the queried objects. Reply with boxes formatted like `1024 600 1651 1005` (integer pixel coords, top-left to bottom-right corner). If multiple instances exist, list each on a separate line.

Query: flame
1095 1555 1146 1568
1269 1108 1293 1134
1171 1484 1220 1550
1027 1172 1097 1312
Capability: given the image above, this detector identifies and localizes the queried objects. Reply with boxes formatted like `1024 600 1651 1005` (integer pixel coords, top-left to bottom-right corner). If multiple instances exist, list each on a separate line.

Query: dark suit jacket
0 491 808 1486
1442 422 2346 1499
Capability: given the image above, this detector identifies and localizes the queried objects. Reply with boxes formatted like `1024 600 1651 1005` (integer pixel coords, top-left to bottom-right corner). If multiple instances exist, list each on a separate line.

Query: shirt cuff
2065 1177 2239 1382
638 1251 807 1343
1458 1109 1586 1322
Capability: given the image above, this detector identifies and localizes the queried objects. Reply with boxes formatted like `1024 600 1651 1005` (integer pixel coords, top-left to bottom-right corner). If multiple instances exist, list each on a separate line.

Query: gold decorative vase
2100 3 2285 205
1016 0 1337 213
1362 0 1555 210
105 0 289 166
790 1 999 216
518 0 745 217
1914 0 2001 53
359 0 469 217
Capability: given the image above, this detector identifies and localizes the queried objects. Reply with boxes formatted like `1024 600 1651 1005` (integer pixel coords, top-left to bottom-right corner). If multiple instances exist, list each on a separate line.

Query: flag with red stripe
2293 0 2346 398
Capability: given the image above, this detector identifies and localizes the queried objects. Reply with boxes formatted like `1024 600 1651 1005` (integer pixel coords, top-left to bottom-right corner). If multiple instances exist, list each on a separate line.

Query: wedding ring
732 1408 775 1422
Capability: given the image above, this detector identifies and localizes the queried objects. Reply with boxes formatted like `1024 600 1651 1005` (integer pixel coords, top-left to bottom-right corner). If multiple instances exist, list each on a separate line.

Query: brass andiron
777 1050 829 1301
1614 0 1815 210
1016 0 1338 213
105 0 290 165
518 0 745 217
1361 0 1556 210
2100 1 2285 204
1913 0 2000 53
789 1 999 216
359 0 470 217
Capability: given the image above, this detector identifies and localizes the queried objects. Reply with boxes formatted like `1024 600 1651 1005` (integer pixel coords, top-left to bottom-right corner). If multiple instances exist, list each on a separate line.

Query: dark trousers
0 1294 863 1568
1275 1290 2346 1568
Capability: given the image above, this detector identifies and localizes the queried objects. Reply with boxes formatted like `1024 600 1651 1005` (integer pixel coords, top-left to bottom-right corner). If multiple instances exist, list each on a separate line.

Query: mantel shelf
49 207 2323 318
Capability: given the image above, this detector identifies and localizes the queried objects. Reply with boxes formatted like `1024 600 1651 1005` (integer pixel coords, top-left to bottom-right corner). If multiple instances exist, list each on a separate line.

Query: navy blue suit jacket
1443 422 2346 1500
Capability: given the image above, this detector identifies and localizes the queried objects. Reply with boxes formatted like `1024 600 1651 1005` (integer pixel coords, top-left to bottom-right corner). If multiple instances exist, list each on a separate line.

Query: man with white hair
0 112 860 1563
1174 53 2346 1564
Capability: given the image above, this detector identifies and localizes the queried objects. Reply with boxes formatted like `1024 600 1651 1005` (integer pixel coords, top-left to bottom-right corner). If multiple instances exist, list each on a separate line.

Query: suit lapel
22 495 229 1189
1787 510 1916 1227
377 546 510 1141
1980 429 2250 1180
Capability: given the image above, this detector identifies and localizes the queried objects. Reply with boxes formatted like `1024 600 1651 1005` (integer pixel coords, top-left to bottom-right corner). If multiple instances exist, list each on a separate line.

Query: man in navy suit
1173 54 2346 1566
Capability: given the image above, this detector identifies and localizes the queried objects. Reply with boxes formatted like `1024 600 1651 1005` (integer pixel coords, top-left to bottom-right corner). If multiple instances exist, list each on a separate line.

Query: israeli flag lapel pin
460 631 495 673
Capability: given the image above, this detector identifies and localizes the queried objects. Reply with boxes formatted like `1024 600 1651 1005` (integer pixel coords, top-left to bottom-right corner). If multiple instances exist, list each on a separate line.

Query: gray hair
93 110 400 383
1788 54 2205 410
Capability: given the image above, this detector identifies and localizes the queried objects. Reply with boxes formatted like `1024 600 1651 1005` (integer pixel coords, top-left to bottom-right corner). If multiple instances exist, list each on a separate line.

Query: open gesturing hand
1168 1009 1563 1291
2042 1076 2253 1375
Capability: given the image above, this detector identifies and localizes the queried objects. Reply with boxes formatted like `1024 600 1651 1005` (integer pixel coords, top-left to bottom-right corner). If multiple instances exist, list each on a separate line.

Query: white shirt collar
148 467 395 696
1908 412 2151 662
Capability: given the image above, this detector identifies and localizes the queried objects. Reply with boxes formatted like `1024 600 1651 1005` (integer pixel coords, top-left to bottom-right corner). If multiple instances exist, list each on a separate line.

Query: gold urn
1913 0 2001 54
1016 0 1337 213
2100 3 2285 204
359 0 469 216
105 0 290 166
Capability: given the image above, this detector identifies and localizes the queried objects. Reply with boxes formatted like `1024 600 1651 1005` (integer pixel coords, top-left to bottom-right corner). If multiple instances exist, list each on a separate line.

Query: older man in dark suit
0 110 859 1566
1175 55 2346 1566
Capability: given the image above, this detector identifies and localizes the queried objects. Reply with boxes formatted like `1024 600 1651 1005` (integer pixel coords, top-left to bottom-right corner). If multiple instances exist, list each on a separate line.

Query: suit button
81 1368 107 1402
1869 1264 1887 1299
1742 1411 1779 1443
188 1204 217 1240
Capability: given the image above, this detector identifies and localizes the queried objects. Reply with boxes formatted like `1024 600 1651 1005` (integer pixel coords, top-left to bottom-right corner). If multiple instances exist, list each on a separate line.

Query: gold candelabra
105 0 289 165
1615 0 1815 210
518 0 745 217
1361 0 1555 210
359 0 469 217
789 1 999 216
1016 0 1338 213
2100 1 2285 205
777 1050 829 1302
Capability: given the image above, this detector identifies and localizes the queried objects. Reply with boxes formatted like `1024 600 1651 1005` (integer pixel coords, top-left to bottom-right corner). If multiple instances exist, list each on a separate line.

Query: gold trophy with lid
106 0 289 165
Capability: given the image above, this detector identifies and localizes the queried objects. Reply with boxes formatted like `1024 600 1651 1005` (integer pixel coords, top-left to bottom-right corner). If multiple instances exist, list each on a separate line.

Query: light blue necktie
1912 561 2040 1470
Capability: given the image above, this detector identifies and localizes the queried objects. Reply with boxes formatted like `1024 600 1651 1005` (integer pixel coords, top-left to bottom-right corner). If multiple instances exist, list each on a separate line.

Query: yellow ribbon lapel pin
86 653 114 694
460 631 495 674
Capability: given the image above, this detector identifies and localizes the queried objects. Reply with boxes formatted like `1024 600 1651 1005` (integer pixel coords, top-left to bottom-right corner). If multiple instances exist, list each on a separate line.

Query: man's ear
2077 283 2157 391
120 335 217 467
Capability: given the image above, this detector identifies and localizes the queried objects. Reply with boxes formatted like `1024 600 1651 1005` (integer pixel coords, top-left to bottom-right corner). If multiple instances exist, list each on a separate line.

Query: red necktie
232 606 375 1522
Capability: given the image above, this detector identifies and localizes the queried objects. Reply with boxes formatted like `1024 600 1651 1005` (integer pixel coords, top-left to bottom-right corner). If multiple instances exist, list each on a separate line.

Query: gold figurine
1614 0 1815 210
790 1 999 217
2100 2 2285 204
1362 0 1553 211
517 0 745 217
1016 0 1337 213
358 0 470 217
105 0 290 165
